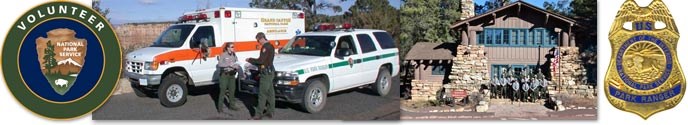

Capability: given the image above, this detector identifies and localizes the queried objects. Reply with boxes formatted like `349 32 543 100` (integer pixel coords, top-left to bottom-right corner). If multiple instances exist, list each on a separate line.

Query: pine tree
43 40 58 74
400 0 462 60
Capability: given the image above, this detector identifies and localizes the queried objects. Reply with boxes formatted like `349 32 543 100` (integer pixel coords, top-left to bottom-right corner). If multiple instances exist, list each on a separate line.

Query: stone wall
410 80 443 102
551 47 586 86
549 47 594 98
115 22 173 52
447 45 489 93
563 84 596 99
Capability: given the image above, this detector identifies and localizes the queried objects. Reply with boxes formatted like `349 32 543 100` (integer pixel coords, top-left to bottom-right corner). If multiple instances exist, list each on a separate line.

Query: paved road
92 76 400 120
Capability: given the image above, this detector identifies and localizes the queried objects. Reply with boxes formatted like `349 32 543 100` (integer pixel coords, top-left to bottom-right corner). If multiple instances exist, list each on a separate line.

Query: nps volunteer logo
2 1 121 119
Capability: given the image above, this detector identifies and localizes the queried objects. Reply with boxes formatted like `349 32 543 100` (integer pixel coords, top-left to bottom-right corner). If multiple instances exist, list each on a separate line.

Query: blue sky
102 0 555 25
102 0 400 24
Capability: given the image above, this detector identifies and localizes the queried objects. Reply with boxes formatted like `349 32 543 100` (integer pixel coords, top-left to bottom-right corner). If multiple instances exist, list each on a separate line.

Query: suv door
187 26 218 85
330 35 362 91
353 33 381 84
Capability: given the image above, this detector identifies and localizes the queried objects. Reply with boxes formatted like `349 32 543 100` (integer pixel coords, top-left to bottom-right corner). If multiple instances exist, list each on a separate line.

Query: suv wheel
373 67 391 96
301 79 327 113
158 73 188 107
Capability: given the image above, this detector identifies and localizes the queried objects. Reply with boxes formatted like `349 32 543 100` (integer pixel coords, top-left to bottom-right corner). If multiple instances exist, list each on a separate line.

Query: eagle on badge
606 0 685 119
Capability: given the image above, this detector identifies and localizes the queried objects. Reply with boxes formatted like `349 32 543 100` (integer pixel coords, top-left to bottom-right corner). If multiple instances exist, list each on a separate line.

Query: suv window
373 32 396 49
335 35 357 56
280 36 336 56
356 34 377 53
190 26 216 48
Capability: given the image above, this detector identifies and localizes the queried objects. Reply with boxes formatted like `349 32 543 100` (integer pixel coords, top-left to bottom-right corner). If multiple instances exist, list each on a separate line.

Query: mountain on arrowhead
57 58 82 67
51 58 83 75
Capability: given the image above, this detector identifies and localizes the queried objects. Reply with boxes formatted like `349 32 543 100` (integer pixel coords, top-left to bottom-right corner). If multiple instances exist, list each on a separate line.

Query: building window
485 30 493 44
509 30 518 45
491 65 509 78
478 28 558 47
526 30 533 45
518 30 525 45
512 65 524 76
527 65 538 74
503 30 510 45
548 29 558 46
534 29 541 45
495 29 502 44
477 31 484 44
431 65 446 75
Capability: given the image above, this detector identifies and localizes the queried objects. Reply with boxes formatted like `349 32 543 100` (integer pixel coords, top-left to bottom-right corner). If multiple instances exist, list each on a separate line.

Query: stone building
449 1 587 87
404 42 457 101
406 1 595 101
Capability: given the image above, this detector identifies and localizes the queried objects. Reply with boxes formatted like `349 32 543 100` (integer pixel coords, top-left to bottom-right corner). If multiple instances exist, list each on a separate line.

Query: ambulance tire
158 73 188 107
373 67 391 96
301 79 327 113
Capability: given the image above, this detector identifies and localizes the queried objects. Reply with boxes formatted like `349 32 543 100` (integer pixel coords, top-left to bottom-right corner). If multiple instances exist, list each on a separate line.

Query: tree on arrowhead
43 40 58 74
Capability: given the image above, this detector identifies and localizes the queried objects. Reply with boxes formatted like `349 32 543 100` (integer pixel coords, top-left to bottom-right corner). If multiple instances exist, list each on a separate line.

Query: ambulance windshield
151 25 194 47
280 36 335 56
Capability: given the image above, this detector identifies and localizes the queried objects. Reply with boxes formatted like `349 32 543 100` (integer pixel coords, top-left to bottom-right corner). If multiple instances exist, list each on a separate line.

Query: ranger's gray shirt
512 81 519 90
217 51 240 71
532 79 540 90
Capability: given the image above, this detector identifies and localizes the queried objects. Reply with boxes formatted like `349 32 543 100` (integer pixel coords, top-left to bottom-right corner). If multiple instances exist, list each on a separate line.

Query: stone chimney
460 0 475 20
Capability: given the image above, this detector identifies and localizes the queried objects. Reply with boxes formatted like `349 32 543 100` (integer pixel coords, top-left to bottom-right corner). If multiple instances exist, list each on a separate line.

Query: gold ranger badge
606 0 685 119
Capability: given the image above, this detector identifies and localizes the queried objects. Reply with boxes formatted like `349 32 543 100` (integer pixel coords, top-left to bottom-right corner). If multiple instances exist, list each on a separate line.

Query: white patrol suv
239 24 400 113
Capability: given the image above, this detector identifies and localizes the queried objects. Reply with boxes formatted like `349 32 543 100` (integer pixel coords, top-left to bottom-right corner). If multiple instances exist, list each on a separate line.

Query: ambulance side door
187 25 218 84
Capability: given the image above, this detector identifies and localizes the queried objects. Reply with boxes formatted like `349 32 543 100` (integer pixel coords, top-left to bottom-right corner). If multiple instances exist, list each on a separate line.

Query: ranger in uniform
501 74 509 99
521 77 530 102
511 76 519 103
491 75 498 98
539 74 548 99
531 75 541 101
247 32 276 120
216 42 240 113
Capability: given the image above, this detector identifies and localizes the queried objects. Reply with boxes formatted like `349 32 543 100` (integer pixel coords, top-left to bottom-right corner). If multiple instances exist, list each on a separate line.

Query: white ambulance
124 7 305 107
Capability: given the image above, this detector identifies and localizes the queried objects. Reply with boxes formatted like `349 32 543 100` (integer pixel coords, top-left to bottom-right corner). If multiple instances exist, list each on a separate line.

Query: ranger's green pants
217 72 236 112
255 72 275 117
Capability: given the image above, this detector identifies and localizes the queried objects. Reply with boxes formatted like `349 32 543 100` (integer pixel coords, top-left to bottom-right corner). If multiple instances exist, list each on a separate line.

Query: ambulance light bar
178 13 209 22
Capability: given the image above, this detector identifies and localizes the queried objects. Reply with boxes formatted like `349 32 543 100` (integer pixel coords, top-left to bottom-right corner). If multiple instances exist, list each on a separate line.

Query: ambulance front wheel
158 73 188 107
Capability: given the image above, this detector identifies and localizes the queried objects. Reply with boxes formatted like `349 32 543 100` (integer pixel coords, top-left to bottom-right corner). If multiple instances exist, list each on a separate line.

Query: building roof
404 42 457 60
450 1 580 29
